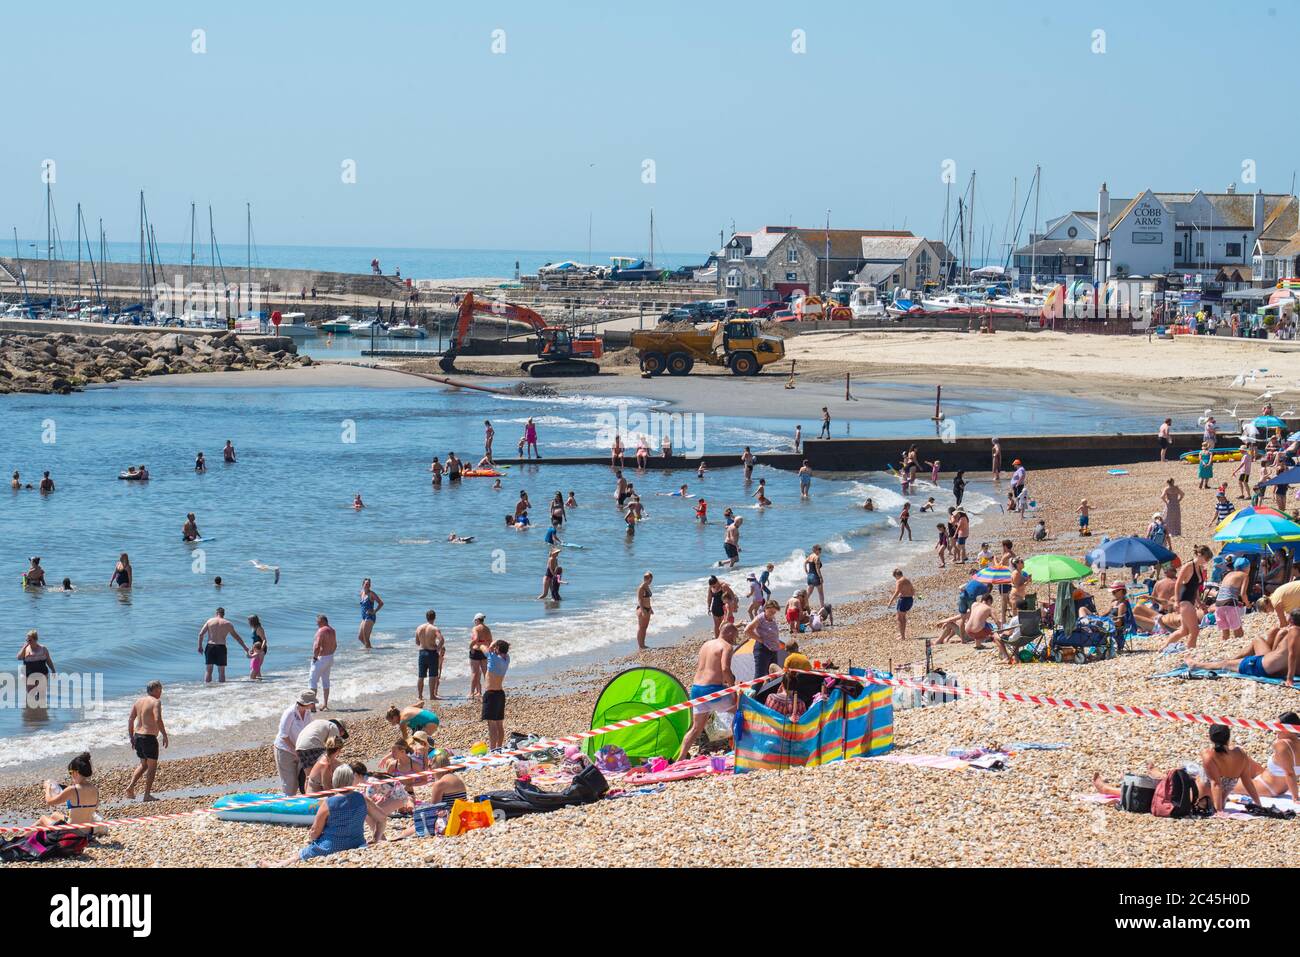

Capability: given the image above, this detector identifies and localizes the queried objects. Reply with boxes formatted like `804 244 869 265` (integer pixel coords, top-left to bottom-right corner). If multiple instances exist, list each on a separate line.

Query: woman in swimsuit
430 457 443 486
550 491 566 526
357 578 383 649
1161 545 1212 651
1251 712 1300 802
428 749 468 805
195 451 206 473
1201 724 1264 812
634 572 654 650
109 552 132 589
538 548 561 600
378 737 415 779
804 544 825 607
38 751 101 835
706 577 727 637
305 736 345 795
17 630 54 700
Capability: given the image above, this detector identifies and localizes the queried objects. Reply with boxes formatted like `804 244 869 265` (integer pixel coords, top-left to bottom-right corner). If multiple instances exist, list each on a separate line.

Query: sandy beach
8 446 1299 868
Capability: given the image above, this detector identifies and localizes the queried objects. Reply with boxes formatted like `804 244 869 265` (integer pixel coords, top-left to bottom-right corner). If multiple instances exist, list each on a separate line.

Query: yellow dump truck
630 319 786 376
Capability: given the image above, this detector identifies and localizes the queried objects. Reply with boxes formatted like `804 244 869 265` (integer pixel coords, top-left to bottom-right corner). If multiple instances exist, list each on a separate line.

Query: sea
0 379 1160 770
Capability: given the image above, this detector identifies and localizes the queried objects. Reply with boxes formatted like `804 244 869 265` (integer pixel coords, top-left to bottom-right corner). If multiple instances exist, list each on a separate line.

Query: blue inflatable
213 792 321 826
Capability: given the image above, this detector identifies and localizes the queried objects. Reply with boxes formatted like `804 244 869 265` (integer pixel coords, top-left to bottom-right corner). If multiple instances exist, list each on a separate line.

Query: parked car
749 300 785 319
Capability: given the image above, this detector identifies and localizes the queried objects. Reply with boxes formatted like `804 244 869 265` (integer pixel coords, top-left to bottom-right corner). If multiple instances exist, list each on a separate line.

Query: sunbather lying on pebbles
1185 609 1300 687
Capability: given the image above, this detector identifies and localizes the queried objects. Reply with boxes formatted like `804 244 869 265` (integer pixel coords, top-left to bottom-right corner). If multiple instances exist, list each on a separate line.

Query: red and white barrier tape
0 674 769 836
8 666 1298 837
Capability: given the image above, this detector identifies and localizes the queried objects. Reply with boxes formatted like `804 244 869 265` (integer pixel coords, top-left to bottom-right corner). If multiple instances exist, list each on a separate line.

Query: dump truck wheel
667 352 694 376
641 352 667 376
729 352 757 376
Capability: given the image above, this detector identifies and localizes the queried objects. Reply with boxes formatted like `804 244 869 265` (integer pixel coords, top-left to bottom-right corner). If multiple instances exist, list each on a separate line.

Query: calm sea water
0 380 1154 768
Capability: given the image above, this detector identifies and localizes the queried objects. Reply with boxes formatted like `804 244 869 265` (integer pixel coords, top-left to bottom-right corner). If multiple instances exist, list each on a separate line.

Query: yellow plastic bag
444 798 494 837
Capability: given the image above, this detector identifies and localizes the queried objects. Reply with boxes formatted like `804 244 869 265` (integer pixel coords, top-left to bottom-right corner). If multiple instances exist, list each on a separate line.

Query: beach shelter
1023 554 1092 583
583 667 690 762
734 669 893 773
1213 510 1300 543
1084 536 1176 570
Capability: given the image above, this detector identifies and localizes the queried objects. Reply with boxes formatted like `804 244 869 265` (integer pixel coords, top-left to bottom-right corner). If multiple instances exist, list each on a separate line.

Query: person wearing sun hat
1107 582 1136 647
1010 459 1026 503
274 690 318 795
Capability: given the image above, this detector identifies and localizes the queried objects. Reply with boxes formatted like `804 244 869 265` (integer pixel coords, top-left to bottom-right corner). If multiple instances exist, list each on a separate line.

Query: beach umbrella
1023 554 1092 583
1255 415 1287 430
1084 536 1176 570
1213 510 1300 543
975 565 1013 585
1262 466 1300 487
1214 505 1286 535
1217 541 1275 558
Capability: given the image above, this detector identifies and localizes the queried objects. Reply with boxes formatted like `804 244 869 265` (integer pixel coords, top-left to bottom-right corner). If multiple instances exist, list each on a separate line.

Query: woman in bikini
17 630 54 701
537 548 561 600
1200 724 1265 812
635 572 653 650
38 751 101 835
304 736 346 795
1251 712 1300 802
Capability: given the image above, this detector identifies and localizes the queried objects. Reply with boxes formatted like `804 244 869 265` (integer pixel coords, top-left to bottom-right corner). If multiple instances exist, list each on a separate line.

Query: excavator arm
440 293 549 372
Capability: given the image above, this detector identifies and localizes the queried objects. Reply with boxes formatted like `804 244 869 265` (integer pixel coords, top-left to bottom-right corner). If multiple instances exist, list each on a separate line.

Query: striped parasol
975 565 1013 585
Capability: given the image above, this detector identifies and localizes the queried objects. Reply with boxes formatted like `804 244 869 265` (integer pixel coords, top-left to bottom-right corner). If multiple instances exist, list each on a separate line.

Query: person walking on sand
898 502 912 541
888 569 915 641
635 572 654 650
126 681 168 802
524 417 540 459
198 607 249 683
1158 418 1173 462
819 406 831 440
1234 444 1254 500
483 640 510 751
416 609 444 701
310 614 337 710
676 623 738 761
483 420 495 463
469 613 491 697
357 578 383 649
1196 442 1215 489
747 599 783 676
1162 477 1185 537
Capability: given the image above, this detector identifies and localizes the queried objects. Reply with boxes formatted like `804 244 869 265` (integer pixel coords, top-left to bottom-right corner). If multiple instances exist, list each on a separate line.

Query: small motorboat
320 317 352 334
348 318 386 335
387 324 427 339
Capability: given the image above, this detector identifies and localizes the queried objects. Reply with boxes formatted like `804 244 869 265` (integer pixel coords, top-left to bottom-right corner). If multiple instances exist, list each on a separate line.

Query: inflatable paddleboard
213 792 320 826
462 470 503 478
118 472 149 481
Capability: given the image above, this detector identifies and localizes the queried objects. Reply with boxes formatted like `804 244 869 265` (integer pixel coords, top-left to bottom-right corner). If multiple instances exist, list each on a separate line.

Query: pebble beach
8 453 1295 869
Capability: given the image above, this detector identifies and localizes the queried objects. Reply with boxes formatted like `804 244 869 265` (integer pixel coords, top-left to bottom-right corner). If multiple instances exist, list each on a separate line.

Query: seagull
249 560 281 584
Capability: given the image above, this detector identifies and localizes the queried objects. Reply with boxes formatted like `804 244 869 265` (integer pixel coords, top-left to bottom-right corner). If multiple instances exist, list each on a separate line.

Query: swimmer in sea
9 471 18 490
538 548 561 600
223 440 237 464
695 498 708 524
430 457 443 486
697 461 707 479
863 498 875 511
543 522 563 546
109 553 133 589
447 532 475 544
661 484 689 497
195 452 206 473
182 513 200 542
352 494 365 510
565 490 578 508
24 557 46 588
492 478 502 490
754 478 771 507
60 578 74 591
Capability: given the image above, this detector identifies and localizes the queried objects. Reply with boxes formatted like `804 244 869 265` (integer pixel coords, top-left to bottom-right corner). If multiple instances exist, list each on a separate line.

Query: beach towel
866 753 969 771
1004 742 1068 752
1148 665 1300 689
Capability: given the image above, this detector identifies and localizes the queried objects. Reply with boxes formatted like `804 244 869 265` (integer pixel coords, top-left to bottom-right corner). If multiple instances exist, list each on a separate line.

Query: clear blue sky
2 0 1291 256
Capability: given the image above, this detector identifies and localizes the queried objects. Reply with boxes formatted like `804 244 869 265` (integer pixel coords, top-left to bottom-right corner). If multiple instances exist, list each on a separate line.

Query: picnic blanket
1149 665 1300 689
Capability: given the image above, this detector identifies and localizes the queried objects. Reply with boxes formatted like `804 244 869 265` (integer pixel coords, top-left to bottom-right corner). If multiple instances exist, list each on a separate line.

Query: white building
1093 183 1296 282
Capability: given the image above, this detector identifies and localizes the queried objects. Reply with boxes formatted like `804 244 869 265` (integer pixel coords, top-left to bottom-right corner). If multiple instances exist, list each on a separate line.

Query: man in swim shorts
126 680 168 802
198 607 248 683
416 608 444 701
1187 609 1300 687
482 640 510 750
676 623 738 761
310 614 337 710
888 569 915 641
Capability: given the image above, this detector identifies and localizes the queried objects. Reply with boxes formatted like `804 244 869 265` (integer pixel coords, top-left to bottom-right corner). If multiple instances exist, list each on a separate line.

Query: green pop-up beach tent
583 666 690 761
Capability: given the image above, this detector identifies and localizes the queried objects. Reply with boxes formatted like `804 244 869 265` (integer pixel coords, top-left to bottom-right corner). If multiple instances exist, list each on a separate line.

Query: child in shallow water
249 636 266 680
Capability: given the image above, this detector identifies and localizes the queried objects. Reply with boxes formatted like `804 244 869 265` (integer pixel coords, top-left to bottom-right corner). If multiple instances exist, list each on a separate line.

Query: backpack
1151 768 1199 818
1119 773 1158 814
0 828 89 863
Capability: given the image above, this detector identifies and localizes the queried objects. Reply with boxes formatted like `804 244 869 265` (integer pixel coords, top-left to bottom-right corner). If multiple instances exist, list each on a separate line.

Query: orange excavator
439 293 603 377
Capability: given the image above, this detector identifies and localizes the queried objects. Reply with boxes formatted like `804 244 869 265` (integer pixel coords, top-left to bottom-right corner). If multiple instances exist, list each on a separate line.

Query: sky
1 0 1294 258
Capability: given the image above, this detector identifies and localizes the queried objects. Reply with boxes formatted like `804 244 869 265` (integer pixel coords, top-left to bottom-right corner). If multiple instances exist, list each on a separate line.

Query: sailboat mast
1031 165 1041 288
14 227 30 306
648 208 654 267
246 202 251 315
138 191 145 312
76 202 82 303
188 202 196 292
943 180 951 288
46 180 53 303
